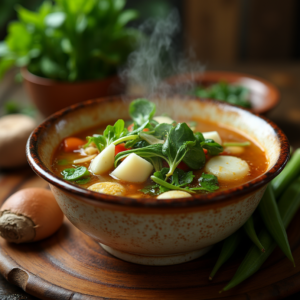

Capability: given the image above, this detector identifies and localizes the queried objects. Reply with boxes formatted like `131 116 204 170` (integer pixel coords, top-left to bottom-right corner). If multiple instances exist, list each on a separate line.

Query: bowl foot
100 243 213 266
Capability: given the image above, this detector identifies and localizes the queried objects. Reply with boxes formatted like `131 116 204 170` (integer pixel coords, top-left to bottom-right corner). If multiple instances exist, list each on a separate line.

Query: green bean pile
208 148 300 291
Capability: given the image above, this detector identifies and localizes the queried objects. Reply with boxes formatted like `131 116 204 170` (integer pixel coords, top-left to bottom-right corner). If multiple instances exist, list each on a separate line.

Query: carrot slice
127 123 134 132
63 137 86 152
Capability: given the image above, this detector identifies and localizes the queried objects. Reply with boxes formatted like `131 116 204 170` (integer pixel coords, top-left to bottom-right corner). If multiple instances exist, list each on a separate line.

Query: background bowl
26 96 289 266
166 71 280 114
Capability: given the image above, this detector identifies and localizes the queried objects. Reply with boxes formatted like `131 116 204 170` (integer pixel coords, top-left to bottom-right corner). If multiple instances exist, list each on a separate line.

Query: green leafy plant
0 0 140 81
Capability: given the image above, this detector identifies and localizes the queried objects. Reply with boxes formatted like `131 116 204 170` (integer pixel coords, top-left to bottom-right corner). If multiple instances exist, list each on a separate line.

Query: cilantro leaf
61 166 90 181
190 173 219 192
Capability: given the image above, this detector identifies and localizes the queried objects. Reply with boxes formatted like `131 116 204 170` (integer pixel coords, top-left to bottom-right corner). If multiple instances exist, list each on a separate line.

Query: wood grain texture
1 169 300 299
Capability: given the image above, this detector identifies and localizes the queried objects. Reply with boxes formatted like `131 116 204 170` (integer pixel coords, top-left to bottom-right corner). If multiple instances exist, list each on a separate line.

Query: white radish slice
203 131 222 145
88 182 125 196
90 144 115 175
153 116 174 124
205 156 250 181
157 190 192 199
111 153 153 183
224 146 245 155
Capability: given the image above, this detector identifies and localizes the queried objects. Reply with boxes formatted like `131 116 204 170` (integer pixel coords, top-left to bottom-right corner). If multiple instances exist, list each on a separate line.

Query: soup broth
52 115 268 199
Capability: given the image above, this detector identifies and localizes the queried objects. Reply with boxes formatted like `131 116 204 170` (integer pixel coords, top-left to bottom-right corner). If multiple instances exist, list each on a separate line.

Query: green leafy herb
140 132 164 145
151 175 196 194
61 166 90 184
193 81 251 108
115 144 166 167
129 98 156 126
115 122 207 177
201 139 223 155
0 0 141 81
84 119 138 151
171 168 195 187
149 171 219 195
164 123 206 173
196 173 219 192
154 123 173 139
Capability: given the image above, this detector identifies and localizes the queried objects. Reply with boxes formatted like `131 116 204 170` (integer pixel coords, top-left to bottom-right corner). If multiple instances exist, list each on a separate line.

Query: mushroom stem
0 211 36 243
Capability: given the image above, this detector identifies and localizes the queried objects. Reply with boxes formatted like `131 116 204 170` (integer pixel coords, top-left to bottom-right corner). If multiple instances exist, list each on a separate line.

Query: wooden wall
184 0 298 63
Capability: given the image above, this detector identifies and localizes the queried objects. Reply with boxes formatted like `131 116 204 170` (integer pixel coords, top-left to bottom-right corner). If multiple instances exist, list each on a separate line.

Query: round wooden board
1 169 300 300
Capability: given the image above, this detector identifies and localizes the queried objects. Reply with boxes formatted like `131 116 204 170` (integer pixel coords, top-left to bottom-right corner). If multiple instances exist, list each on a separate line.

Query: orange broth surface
51 118 268 198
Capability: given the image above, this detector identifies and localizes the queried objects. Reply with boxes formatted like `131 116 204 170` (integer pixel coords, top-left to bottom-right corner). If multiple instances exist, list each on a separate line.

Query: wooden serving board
1 168 300 300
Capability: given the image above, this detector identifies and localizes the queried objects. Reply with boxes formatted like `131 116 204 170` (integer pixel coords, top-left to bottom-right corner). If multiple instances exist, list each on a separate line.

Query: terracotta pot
26 96 289 266
166 71 280 115
21 68 124 117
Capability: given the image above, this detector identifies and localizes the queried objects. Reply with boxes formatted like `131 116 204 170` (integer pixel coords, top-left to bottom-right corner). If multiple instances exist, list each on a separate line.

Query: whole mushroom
0 114 36 168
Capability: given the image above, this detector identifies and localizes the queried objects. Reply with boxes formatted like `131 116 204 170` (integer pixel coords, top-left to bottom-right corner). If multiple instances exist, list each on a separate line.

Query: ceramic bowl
166 71 280 114
26 96 289 266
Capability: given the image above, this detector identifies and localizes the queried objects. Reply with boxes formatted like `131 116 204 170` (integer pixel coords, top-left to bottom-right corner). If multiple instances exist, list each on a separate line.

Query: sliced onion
73 154 96 164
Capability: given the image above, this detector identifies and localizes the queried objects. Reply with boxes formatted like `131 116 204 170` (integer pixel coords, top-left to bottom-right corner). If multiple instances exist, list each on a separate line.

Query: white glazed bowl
27 96 289 265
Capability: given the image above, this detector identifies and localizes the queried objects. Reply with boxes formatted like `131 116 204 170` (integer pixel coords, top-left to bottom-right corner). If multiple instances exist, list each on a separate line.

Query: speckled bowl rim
26 95 290 209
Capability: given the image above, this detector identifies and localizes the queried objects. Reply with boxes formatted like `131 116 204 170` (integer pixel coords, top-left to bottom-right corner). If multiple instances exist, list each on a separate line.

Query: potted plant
0 0 140 116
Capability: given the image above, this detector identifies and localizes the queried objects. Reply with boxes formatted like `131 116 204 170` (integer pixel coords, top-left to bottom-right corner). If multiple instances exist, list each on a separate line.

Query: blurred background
1 0 300 63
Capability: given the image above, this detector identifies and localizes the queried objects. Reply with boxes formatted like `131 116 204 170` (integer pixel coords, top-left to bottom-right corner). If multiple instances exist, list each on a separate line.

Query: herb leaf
114 144 166 167
61 166 90 181
129 99 156 126
154 123 173 139
201 139 223 155
190 173 219 192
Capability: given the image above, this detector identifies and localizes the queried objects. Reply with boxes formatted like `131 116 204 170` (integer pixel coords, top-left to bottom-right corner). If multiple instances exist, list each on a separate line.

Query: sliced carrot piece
63 137 86 152
127 123 134 132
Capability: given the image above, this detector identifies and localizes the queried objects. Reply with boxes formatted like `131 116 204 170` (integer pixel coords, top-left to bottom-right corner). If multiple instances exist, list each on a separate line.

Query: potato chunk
153 116 174 124
205 155 250 181
90 144 115 175
157 190 192 199
203 131 222 145
88 182 125 196
110 153 153 183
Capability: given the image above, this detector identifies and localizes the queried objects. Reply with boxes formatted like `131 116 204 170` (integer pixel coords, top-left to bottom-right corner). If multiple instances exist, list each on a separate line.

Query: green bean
222 176 300 291
258 185 294 265
243 215 265 252
272 148 300 198
209 229 243 280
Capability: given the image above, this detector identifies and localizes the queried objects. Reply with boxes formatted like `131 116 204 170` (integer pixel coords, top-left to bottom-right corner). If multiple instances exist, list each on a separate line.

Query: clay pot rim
26 96 290 209
21 67 119 87
166 70 281 115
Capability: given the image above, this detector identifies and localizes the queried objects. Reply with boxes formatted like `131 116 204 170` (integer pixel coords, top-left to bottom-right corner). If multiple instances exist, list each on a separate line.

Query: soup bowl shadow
26 96 289 266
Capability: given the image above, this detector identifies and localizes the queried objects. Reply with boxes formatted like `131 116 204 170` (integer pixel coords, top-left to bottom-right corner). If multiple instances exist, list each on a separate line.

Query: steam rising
120 10 205 98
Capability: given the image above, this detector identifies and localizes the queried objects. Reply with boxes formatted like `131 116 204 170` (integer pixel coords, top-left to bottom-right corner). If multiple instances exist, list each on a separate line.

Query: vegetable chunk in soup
52 99 268 199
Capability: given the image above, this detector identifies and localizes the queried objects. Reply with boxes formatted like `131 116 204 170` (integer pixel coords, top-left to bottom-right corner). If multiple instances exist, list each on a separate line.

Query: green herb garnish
140 168 219 195
193 82 251 108
0 0 140 81
61 166 90 184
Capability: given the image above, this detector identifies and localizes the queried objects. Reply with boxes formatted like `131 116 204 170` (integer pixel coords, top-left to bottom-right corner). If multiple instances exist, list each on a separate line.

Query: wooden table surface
0 63 300 299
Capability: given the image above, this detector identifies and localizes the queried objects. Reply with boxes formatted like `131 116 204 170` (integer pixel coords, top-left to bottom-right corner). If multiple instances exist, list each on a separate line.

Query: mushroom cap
0 114 36 168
